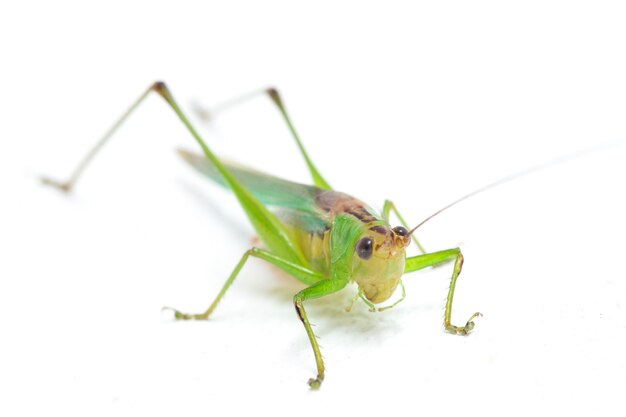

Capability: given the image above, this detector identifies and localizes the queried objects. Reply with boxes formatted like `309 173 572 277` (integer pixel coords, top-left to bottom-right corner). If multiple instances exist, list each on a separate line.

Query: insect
42 81 481 389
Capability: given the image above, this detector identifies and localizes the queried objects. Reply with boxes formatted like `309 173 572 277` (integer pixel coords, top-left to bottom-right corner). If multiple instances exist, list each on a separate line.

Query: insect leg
382 199 428 254
165 247 324 320
41 86 154 192
294 278 349 389
42 81 305 265
404 248 481 335
192 87 331 189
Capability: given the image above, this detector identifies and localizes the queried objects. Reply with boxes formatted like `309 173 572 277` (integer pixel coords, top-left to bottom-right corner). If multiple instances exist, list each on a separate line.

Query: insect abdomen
293 227 332 275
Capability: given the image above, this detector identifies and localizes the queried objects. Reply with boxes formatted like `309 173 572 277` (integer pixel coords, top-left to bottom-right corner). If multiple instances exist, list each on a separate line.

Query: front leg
293 278 348 389
404 248 481 335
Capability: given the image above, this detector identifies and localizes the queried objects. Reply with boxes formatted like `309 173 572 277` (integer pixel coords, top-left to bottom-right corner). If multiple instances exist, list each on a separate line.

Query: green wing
178 148 327 217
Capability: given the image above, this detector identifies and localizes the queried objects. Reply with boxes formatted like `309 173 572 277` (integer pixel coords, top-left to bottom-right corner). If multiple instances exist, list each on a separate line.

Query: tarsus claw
446 311 482 335
308 377 323 390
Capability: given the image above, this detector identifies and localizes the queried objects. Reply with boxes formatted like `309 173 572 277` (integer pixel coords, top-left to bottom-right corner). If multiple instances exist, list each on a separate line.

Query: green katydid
42 81 481 389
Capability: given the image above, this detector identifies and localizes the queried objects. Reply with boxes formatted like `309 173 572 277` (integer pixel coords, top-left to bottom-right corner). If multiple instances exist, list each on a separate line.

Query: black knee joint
294 303 305 322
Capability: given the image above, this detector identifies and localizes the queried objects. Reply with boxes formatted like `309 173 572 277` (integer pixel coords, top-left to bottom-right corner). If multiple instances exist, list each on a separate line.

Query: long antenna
409 138 624 235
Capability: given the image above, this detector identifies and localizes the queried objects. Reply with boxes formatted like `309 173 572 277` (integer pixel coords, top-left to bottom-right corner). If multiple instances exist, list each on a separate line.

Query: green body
179 149 409 302
42 82 481 389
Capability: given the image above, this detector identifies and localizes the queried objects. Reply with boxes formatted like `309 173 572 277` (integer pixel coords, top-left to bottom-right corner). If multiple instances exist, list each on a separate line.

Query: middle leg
165 247 324 320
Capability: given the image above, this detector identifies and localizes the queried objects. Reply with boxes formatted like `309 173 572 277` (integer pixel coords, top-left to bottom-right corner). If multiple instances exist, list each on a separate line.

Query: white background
1 1 625 416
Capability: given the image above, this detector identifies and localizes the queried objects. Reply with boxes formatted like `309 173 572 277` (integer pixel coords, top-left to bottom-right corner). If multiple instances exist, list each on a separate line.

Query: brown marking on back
315 189 381 225
347 207 377 223
369 225 388 235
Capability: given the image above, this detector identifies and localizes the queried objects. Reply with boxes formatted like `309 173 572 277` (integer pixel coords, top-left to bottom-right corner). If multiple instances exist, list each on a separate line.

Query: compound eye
393 226 409 236
355 237 373 260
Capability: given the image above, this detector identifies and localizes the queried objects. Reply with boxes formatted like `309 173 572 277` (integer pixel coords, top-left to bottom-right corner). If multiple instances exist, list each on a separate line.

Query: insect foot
445 312 482 335
40 177 72 193
308 374 324 390
161 307 209 321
